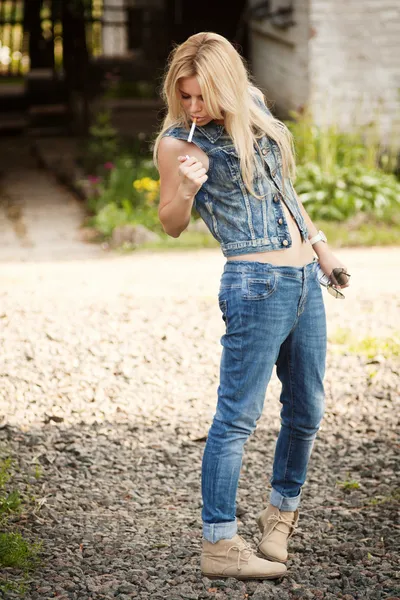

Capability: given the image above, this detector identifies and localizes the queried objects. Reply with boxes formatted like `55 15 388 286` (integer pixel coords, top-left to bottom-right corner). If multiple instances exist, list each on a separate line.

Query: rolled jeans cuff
203 518 237 543
270 488 302 511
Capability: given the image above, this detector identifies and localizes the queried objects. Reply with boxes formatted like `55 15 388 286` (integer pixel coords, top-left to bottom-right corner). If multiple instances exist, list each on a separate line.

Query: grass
336 477 361 491
319 220 400 248
287 106 399 175
367 488 400 506
0 456 43 595
329 328 400 359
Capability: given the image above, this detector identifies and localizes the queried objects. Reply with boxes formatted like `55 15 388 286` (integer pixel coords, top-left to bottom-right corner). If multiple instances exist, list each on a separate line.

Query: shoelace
268 512 298 538
226 538 253 572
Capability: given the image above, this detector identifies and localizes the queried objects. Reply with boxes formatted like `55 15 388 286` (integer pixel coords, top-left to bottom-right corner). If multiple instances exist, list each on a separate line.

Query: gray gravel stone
0 248 399 600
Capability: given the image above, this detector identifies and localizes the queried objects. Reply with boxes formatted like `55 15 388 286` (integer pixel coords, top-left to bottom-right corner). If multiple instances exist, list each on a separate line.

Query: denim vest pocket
243 274 278 301
220 145 241 182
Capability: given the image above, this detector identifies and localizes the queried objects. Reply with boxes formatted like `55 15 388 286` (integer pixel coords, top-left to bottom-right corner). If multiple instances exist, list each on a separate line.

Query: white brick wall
248 0 310 116
309 0 400 139
249 0 400 139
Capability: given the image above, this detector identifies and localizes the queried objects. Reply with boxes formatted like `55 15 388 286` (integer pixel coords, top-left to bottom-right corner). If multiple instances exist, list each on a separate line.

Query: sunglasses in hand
316 266 351 299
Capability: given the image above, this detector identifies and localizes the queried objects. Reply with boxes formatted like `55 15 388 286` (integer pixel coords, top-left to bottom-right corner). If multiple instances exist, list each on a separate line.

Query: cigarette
187 118 197 143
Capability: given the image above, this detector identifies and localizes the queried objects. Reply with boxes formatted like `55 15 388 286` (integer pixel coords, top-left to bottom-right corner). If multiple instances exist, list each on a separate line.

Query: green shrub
93 202 129 237
80 110 119 174
295 163 400 223
287 108 399 174
84 106 400 241
89 158 162 236
287 108 400 224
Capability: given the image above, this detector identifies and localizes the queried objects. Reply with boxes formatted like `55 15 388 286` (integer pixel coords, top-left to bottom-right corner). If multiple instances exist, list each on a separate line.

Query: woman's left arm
296 193 350 289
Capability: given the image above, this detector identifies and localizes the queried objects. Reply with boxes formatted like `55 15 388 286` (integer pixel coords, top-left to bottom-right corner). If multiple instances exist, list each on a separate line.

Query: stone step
28 104 68 116
26 126 70 137
0 112 28 132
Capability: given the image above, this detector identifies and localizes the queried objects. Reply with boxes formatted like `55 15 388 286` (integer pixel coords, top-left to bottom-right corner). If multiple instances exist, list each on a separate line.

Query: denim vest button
278 218 283 225
273 196 279 203
282 239 289 246
262 148 267 155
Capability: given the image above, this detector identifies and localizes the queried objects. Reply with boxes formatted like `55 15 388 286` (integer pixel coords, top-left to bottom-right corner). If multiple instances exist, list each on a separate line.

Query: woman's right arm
157 136 208 238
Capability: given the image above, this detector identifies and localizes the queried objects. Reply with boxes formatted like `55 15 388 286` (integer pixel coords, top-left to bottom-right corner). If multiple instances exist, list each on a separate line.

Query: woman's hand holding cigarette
177 155 208 195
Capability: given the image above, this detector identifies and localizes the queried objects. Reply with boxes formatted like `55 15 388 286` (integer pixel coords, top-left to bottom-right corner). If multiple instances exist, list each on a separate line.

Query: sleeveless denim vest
161 107 308 258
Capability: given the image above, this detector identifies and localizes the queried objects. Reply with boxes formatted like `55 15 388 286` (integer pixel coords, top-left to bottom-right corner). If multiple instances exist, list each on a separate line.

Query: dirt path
0 137 103 262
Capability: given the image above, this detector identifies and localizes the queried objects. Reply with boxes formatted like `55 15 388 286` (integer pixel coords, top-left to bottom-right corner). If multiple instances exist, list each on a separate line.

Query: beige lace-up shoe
201 533 287 580
257 504 299 563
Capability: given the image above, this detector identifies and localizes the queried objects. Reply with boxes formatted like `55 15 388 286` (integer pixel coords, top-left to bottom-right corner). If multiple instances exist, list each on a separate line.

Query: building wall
102 0 128 56
309 0 400 138
248 0 310 116
249 0 400 138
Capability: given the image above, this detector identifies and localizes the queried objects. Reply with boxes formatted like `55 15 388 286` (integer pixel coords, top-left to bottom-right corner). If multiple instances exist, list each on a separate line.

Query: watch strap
310 231 326 246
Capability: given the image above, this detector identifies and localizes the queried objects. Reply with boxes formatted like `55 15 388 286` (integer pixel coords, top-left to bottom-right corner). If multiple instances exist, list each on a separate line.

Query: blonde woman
154 32 350 581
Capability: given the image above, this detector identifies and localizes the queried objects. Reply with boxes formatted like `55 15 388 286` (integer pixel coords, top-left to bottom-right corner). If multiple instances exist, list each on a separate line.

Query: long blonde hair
153 32 296 197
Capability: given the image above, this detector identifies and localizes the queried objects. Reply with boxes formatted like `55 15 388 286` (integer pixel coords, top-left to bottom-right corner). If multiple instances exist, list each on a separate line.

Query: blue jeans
201 258 327 543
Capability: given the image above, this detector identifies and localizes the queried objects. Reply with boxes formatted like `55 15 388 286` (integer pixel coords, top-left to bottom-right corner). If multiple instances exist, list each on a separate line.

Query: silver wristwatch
309 230 327 246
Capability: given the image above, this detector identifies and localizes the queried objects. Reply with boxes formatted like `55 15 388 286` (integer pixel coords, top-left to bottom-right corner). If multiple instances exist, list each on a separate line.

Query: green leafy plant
93 202 130 237
83 105 400 243
80 110 119 174
294 163 400 223
84 153 162 238
287 108 400 225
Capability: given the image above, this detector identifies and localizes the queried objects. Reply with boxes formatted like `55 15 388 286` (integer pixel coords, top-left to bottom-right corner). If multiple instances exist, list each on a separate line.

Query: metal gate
0 0 26 76
86 0 103 57
0 0 104 78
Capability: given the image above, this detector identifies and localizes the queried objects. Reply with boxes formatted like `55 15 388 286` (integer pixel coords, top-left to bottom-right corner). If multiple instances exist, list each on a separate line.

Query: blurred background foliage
79 107 400 247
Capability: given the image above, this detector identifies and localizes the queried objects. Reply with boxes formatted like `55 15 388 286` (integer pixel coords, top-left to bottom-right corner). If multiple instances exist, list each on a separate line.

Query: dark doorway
164 0 248 56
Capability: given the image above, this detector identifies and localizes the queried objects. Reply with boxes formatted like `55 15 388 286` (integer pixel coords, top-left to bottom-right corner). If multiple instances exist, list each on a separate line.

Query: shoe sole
257 548 288 564
201 572 286 581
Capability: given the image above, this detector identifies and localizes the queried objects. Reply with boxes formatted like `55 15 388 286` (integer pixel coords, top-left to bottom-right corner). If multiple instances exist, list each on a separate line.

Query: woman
153 32 350 581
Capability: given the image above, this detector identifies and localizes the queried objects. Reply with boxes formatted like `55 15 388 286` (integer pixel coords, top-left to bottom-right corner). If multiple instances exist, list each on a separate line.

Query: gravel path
0 247 399 600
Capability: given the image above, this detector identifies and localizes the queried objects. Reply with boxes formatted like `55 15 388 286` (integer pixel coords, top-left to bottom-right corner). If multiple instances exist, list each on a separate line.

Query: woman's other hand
318 250 350 289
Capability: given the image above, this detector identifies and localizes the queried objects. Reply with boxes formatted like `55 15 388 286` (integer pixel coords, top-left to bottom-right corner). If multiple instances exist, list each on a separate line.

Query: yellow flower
133 177 160 193
145 190 159 205
133 179 143 191
133 178 160 205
